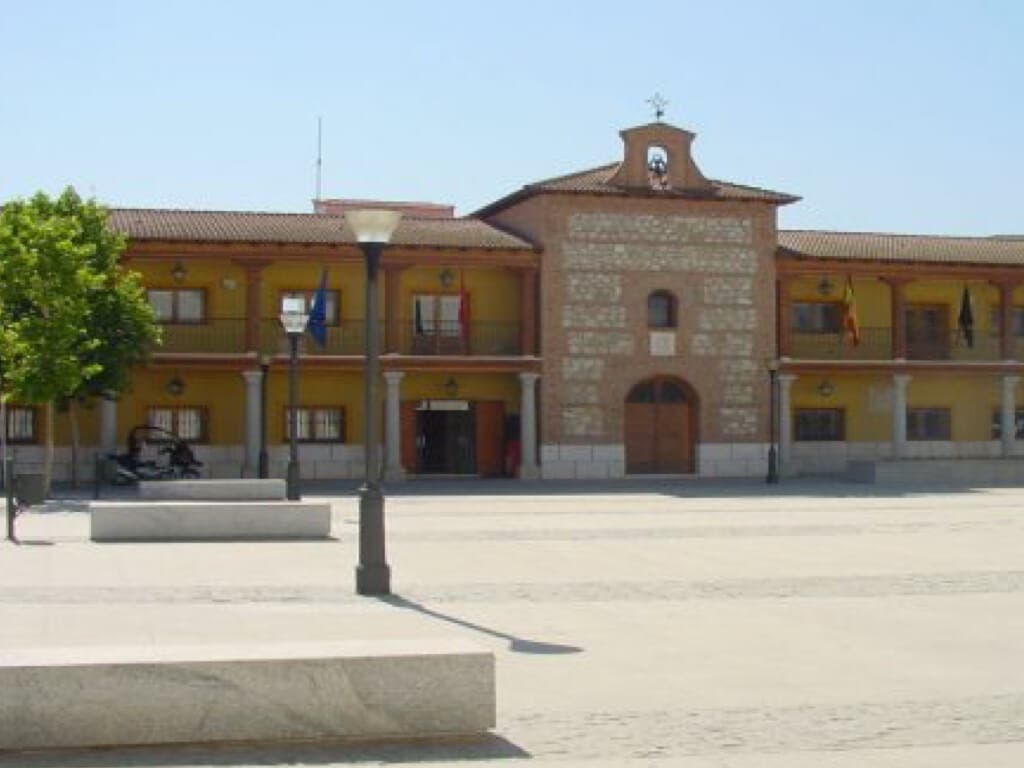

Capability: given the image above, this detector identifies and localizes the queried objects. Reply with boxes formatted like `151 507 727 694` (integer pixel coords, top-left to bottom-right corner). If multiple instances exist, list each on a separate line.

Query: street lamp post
346 208 402 596
258 354 270 479
766 360 779 484
280 298 309 500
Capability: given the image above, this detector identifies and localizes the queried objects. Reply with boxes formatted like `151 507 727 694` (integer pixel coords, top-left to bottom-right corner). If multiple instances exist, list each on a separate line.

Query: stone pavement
2 478 1024 766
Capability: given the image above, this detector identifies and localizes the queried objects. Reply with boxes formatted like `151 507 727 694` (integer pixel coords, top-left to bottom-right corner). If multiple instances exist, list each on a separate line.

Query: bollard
4 458 13 542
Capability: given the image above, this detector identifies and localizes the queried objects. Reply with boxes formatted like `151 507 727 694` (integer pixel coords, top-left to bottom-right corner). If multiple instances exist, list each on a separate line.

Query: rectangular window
4 406 37 443
147 289 206 323
146 407 207 442
906 408 952 441
285 407 345 443
794 408 845 441
792 302 841 333
990 408 1024 440
989 307 1024 337
412 294 461 337
280 290 340 325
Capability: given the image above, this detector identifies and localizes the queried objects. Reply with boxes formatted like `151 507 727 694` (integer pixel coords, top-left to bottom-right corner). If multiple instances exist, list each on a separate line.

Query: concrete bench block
90 501 331 541
0 640 495 750
138 479 287 501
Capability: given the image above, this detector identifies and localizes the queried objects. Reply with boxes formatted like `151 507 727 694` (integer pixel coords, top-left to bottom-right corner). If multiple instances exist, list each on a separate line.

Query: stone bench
0 640 495 751
90 501 331 541
138 478 287 501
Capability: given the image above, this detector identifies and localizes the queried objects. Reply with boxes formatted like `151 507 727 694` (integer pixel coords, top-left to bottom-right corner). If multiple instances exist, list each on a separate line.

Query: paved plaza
2 479 1024 766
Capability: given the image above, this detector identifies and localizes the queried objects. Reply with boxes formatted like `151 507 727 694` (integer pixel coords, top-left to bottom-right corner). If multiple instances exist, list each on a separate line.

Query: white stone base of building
696 443 770 478
790 440 1019 476
540 444 626 479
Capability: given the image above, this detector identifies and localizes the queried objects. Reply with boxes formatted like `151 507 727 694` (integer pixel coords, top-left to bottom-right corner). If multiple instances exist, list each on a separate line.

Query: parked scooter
106 425 203 485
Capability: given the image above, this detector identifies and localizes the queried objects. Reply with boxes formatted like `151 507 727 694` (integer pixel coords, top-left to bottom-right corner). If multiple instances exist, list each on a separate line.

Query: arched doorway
624 377 697 474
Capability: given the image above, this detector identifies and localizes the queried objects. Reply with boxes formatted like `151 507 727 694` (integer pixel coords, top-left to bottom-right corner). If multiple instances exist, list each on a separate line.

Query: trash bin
14 473 46 506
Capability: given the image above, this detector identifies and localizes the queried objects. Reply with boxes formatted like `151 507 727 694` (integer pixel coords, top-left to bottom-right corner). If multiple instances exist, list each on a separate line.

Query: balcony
790 327 892 360
789 326 1002 362
259 320 380 356
155 319 246 354
398 320 521 356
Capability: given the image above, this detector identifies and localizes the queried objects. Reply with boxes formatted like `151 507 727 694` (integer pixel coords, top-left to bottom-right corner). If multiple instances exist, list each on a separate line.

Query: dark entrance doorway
415 405 475 474
624 377 697 474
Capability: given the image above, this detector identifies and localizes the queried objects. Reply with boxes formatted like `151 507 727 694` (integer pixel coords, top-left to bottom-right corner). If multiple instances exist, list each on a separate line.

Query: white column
99 396 119 452
241 369 263 478
518 372 540 480
892 373 912 459
383 371 405 482
1000 375 1020 458
777 374 797 471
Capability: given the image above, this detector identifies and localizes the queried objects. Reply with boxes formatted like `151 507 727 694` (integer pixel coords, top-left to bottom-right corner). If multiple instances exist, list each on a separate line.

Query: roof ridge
780 228 1020 242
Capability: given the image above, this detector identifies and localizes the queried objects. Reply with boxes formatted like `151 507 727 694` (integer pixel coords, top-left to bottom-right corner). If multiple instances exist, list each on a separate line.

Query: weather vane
647 93 668 121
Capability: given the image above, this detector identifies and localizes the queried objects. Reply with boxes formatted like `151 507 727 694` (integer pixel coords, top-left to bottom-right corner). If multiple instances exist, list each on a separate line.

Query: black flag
958 286 974 348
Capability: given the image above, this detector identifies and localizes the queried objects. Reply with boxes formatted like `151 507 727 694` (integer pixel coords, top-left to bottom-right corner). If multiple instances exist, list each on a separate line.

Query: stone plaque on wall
649 331 676 357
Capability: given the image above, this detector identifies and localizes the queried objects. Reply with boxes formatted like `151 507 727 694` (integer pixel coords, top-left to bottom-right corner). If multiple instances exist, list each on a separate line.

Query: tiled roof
476 162 799 215
779 230 1024 266
107 208 535 250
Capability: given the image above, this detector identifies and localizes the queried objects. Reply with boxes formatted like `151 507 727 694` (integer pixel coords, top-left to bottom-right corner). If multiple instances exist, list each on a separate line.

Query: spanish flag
842 276 860 347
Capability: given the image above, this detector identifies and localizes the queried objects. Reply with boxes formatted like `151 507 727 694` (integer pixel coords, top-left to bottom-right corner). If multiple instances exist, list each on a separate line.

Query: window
285 407 345 442
280 290 340 325
147 289 206 323
647 290 677 328
792 302 841 333
990 408 1024 440
906 408 951 441
4 406 37 443
413 294 461 336
146 407 207 442
794 409 845 441
989 308 1024 336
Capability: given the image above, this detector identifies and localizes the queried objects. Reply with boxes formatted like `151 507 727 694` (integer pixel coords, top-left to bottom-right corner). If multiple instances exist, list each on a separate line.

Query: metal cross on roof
646 93 668 121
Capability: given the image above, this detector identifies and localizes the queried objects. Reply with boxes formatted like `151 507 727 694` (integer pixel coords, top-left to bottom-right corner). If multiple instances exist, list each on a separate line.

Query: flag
458 270 468 339
842 276 860 347
414 297 424 335
958 285 974 348
307 268 329 348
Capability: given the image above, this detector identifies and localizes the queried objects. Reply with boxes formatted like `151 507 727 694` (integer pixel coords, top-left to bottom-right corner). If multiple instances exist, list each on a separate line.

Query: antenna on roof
315 116 323 202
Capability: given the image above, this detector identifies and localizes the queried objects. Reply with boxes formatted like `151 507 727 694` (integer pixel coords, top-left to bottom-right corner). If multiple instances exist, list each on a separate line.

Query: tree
0 188 159 491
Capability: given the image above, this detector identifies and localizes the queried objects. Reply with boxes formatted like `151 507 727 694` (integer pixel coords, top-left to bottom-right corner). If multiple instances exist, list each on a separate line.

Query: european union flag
308 268 329 348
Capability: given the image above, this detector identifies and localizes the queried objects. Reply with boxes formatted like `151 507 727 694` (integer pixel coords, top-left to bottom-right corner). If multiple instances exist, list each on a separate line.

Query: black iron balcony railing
259 319 381 356
789 326 1002 362
155 319 246 354
398 320 521 356
789 327 892 360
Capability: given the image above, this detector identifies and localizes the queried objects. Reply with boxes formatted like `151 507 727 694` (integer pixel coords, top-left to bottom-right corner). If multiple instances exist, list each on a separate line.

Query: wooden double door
624 377 695 474
400 400 505 476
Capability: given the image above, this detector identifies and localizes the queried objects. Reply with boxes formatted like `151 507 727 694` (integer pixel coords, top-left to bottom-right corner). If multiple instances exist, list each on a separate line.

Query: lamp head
345 209 402 245
280 296 309 335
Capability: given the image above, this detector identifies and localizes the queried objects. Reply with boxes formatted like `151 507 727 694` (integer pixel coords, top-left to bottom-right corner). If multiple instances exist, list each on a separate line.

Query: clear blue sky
2 1 1021 235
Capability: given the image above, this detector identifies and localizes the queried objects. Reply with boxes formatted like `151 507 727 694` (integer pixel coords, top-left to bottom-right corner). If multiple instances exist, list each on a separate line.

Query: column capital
383 370 406 383
893 373 913 386
1002 374 1021 388
518 371 541 384
777 373 798 386
241 369 264 384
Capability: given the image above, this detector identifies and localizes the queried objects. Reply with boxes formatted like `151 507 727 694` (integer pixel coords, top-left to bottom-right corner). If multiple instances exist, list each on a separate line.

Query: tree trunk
43 400 54 496
69 400 80 489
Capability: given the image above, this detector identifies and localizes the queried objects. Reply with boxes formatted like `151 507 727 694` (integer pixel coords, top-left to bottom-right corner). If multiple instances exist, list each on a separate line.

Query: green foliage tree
0 187 159 491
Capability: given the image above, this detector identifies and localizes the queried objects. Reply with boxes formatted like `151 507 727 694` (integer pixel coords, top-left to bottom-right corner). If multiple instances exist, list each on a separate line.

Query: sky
1 1 1022 235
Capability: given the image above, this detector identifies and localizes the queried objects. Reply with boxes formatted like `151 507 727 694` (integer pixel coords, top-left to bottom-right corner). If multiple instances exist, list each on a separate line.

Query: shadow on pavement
382 594 583 655
0 734 529 766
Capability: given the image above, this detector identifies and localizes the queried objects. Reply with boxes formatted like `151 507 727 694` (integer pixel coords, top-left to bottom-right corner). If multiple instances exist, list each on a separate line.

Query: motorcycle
106 425 203 485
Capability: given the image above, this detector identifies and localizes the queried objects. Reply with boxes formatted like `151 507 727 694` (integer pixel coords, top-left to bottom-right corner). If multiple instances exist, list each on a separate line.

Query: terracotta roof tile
476 163 798 215
107 208 534 250
779 230 1024 266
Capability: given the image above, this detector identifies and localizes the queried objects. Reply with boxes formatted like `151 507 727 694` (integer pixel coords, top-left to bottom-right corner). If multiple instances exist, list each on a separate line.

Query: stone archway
624 376 698 474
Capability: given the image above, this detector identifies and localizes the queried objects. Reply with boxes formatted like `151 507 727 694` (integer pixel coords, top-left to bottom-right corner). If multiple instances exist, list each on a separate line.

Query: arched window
647 290 676 328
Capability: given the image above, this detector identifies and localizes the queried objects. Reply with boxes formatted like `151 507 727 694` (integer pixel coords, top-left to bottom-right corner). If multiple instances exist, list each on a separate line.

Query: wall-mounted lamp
166 376 185 396
444 377 458 398
439 268 455 289
171 261 187 283
816 276 834 296
817 379 835 398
